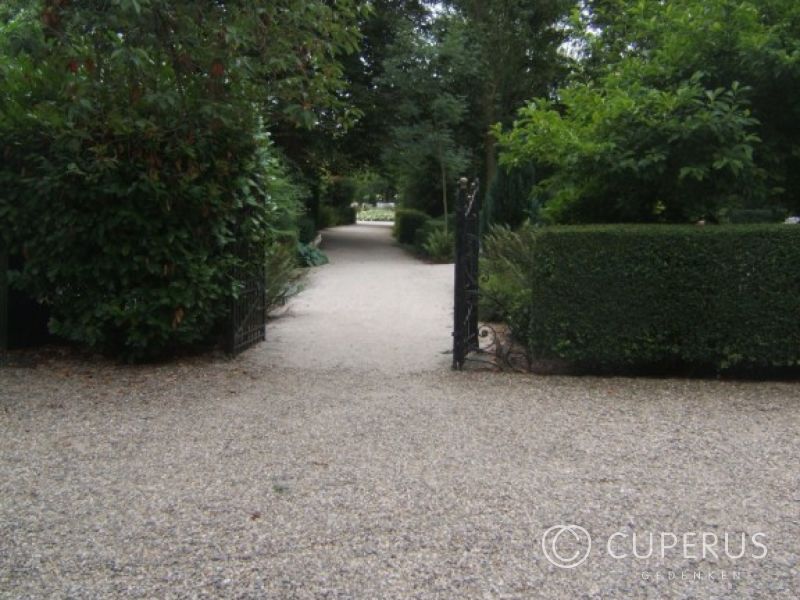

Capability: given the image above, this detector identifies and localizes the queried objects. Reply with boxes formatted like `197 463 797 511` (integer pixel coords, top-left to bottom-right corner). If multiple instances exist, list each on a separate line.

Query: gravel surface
1 224 799 599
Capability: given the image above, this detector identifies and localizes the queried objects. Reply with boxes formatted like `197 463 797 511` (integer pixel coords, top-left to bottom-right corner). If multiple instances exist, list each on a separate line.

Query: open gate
452 177 481 369
226 207 267 355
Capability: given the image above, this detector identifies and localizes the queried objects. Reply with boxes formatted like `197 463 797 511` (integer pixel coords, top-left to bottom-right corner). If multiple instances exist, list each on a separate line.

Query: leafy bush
571 0 800 215
485 224 800 373
297 243 329 267
338 205 357 225
0 1 351 360
324 176 358 208
483 163 537 229
412 214 454 254
265 243 303 312
393 209 430 244
480 225 539 324
421 228 454 263
317 205 356 229
297 216 318 244
498 77 765 224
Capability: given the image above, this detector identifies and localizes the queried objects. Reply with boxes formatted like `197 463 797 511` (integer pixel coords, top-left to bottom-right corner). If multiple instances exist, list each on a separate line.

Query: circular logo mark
542 525 592 569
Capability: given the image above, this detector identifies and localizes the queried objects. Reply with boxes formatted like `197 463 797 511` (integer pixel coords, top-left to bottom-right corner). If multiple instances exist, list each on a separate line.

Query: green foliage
380 15 471 219
393 208 430 244
296 216 318 244
498 0 800 223
0 0 358 359
317 205 356 229
350 171 391 204
265 243 303 312
498 78 765 223
296 243 329 268
485 224 800 373
421 228 454 263
480 225 539 326
483 163 538 230
324 177 358 208
412 214 454 251
443 0 574 191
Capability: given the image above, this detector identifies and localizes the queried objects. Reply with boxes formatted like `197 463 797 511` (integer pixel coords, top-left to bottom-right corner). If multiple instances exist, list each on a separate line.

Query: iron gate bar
0 243 7 352
226 206 267 355
453 177 480 369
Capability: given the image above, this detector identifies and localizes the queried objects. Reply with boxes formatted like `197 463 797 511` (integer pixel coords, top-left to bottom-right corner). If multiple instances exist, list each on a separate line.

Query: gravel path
260 223 453 374
1 224 799 599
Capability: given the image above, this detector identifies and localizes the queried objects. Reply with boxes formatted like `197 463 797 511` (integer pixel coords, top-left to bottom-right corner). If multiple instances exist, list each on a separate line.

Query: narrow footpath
259 222 454 373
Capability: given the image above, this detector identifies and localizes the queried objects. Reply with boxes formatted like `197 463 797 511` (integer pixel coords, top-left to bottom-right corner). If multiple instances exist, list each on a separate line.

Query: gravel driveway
1 224 799 598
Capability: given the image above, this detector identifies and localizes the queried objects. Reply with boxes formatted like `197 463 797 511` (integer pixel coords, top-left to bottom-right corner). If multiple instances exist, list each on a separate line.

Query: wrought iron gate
0 243 7 352
452 177 481 369
226 208 266 355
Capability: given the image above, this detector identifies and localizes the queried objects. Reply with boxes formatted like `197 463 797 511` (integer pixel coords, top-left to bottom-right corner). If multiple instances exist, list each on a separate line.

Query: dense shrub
297 243 329 267
297 216 318 244
412 215 453 251
317 205 357 229
421 228 454 263
0 1 357 359
324 177 358 208
339 205 358 225
265 243 303 312
483 163 537 229
497 0 800 223
498 79 764 224
393 209 430 244
485 224 800 373
481 225 539 325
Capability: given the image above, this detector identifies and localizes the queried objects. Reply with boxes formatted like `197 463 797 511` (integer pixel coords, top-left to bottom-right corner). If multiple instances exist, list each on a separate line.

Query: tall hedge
393 209 430 244
0 1 360 360
491 225 800 373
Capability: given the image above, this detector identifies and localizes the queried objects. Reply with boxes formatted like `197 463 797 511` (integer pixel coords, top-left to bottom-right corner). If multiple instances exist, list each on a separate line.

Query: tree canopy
497 0 800 223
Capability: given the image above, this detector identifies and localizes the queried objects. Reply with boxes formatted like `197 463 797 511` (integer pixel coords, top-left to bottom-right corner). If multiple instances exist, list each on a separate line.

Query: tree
571 0 800 213
442 0 574 193
497 0 800 223
497 77 764 223
379 15 471 226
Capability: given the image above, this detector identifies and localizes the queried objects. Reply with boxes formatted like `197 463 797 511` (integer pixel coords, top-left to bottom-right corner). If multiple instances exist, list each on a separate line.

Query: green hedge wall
516 225 800 372
393 209 430 244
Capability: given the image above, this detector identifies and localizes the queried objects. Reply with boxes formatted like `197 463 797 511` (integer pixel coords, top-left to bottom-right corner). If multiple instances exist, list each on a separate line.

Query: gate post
0 243 7 352
453 178 468 369
453 177 480 369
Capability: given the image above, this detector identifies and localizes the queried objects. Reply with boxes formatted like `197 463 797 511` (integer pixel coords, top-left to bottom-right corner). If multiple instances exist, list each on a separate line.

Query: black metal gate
226 208 266 355
452 177 481 369
0 243 7 352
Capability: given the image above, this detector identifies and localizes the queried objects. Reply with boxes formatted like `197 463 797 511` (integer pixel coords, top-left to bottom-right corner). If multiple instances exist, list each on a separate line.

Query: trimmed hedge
393 209 430 244
499 225 800 373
